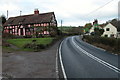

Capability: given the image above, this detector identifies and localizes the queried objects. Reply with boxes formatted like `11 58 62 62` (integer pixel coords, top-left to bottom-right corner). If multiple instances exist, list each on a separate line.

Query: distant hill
58 26 84 34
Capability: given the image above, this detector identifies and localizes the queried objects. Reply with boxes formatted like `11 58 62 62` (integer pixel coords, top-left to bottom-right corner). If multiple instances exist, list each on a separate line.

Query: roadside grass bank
3 37 62 52
83 35 120 54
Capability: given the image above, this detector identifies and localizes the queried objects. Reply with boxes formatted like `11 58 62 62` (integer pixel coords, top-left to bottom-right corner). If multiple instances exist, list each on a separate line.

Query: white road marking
59 40 67 80
56 48 59 79
115 54 118 55
0 76 2 80
72 36 120 73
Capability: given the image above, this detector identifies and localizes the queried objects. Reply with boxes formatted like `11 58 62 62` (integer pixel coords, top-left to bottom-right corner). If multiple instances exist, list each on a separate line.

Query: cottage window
106 28 110 31
110 34 114 37
41 24 43 26
105 35 108 37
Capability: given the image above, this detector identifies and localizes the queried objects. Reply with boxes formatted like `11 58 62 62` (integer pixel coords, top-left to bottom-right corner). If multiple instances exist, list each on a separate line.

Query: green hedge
84 35 120 52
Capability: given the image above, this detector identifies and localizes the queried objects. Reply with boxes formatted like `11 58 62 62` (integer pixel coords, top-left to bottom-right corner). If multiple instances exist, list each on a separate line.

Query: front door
20 28 23 35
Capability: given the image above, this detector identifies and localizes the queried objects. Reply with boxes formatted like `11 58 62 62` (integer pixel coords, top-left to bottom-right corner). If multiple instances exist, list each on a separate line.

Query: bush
23 43 46 51
23 43 32 48
23 35 32 38
36 44 46 49
2 33 16 39
83 35 120 52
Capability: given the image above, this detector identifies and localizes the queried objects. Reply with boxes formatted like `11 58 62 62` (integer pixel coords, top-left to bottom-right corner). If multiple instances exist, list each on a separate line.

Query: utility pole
61 20 62 27
61 20 63 36
20 11 22 16
7 10 8 19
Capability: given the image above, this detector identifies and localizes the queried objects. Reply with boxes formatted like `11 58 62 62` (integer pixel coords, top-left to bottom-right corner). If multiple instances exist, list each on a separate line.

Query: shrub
32 39 37 42
23 35 32 38
2 33 16 39
83 35 120 52
37 44 46 49
2 40 10 47
94 28 104 36
23 43 32 48
23 43 46 51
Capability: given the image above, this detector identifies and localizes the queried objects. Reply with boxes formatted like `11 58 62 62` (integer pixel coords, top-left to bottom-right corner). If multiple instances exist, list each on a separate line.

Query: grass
2 46 17 52
6 38 53 51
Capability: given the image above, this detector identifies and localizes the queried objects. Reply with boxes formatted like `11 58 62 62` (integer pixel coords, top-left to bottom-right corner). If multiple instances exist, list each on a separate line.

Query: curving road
59 36 119 79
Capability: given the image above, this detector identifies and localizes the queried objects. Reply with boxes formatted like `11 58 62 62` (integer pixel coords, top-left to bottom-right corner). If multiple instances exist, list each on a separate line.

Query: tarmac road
59 36 119 79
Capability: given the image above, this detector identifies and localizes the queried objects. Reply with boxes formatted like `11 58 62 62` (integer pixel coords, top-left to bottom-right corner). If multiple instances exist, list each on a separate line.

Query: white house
102 23 117 38
89 25 102 34
89 26 95 34
89 19 102 35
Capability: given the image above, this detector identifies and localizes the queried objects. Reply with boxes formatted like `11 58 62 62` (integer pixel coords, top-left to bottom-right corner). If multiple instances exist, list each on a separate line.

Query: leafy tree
0 15 6 25
84 23 92 33
50 26 58 37
84 23 92 29
94 28 104 36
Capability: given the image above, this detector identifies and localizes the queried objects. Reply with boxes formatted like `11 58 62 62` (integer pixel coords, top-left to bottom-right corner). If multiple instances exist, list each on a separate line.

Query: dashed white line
72 36 120 73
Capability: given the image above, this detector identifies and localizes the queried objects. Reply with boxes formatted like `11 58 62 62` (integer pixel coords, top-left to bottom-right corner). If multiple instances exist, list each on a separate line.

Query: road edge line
56 48 59 80
59 40 67 80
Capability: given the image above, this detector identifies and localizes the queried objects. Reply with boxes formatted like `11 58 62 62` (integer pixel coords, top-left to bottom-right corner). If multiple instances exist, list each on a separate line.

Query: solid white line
115 54 118 55
0 74 2 80
59 40 67 80
0 77 2 80
72 36 120 73
56 48 59 79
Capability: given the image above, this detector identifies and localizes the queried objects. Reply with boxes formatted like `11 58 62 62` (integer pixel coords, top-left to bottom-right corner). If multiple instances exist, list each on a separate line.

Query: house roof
110 22 117 28
110 21 120 31
4 12 56 26
99 21 120 31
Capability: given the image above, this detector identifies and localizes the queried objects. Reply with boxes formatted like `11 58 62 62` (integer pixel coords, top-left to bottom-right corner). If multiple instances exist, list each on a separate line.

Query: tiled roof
111 21 120 31
4 12 55 26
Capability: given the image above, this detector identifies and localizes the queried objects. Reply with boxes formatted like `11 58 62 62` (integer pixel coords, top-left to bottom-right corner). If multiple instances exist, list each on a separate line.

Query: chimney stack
34 9 39 15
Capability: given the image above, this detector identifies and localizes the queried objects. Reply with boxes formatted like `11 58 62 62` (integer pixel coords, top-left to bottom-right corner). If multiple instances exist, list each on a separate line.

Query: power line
85 0 115 17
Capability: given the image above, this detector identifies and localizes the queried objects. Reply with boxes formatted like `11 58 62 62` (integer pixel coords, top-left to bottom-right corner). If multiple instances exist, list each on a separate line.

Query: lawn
6 38 53 49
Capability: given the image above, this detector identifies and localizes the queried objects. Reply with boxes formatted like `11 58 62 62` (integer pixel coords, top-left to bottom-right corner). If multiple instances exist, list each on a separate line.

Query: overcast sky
0 0 119 26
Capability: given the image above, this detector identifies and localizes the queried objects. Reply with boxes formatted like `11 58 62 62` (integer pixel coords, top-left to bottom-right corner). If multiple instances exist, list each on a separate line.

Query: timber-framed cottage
3 9 57 37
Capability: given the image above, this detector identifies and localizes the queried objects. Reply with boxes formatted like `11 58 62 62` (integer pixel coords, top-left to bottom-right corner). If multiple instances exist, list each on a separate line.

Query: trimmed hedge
83 35 120 52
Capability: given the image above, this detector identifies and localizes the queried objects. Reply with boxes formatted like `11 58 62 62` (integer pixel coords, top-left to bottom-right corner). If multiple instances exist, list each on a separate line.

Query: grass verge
4 38 53 52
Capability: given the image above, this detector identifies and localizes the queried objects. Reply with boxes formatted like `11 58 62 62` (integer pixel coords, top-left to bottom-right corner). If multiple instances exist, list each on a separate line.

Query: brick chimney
93 19 98 25
34 9 39 15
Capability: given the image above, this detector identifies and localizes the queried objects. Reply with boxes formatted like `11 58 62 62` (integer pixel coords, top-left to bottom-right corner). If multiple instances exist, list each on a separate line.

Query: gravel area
2 40 61 78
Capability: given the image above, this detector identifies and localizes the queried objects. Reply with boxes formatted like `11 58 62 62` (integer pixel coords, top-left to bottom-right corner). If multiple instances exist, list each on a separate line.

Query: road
59 36 119 79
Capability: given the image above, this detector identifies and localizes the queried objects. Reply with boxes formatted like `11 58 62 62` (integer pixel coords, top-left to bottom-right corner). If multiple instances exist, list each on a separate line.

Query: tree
94 28 104 36
0 15 6 25
84 23 92 33
50 26 58 37
84 23 92 29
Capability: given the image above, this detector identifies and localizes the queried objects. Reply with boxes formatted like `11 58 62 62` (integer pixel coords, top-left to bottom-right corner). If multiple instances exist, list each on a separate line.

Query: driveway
2 40 61 78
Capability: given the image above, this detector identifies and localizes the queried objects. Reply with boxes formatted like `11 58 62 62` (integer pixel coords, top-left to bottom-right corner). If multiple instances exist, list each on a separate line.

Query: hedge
83 35 120 52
